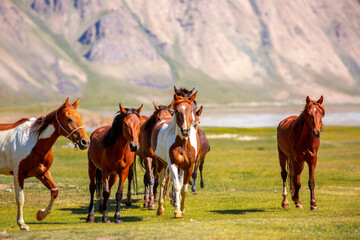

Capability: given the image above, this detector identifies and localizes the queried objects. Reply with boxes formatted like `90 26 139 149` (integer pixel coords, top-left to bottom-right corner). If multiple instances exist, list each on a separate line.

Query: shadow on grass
210 208 264 215
78 216 143 223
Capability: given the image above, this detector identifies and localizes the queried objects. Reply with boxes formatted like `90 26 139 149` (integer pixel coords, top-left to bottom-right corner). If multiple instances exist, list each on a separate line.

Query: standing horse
174 86 210 194
152 92 199 218
0 98 89 230
277 96 325 210
86 104 142 224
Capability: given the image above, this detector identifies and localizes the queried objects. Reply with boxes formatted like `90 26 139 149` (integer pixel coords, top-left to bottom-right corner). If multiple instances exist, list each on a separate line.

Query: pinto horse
0 98 89 230
86 104 142 224
277 96 325 210
152 92 199 218
174 86 210 194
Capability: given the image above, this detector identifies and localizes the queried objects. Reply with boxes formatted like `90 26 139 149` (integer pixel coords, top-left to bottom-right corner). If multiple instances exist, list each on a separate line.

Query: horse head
304 96 325 138
153 101 174 122
56 98 90 150
173 91 197 137
119 104 143 152
194 105 203 130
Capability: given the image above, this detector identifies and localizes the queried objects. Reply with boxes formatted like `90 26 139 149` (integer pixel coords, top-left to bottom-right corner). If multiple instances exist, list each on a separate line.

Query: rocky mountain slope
0 0 359 107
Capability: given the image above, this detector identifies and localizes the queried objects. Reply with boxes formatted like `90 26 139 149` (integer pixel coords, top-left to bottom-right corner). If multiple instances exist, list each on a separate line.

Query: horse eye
157 117 161 121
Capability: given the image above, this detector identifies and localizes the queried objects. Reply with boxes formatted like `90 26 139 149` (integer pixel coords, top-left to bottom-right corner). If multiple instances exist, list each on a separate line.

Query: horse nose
129 142 140 152
312 129 321 138
181 127 189 136
79 138 90 150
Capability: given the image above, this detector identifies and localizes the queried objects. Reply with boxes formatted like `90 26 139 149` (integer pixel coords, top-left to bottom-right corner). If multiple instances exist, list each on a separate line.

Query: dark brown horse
0 98 89 230
277 96 325 210
152 92 199 218
86 104 142 224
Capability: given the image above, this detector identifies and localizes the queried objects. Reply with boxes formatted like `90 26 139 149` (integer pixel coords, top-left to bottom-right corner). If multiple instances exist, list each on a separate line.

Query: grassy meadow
0 126 359 239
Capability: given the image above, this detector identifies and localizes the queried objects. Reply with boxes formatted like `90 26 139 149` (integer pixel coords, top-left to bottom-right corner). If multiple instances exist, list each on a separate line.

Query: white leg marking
13 170 29 230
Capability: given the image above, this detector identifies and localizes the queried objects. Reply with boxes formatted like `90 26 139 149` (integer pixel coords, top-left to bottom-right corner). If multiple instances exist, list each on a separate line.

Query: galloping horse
0 98 89 230
152 92 199 218
277 96 325 210
86 104 142 224
174 87 210 194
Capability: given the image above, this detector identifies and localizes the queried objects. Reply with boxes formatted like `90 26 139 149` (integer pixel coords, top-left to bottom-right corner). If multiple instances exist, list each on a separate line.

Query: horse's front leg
156 166 167 216
190 160 199 194
13 169 29 231
125 162 133 207
291 161 305 209
36 170 58 221
308 158 318 210
180 165 194 216
99 171 113 223
169 164 183 218
145 157 156 210
114 167 129 224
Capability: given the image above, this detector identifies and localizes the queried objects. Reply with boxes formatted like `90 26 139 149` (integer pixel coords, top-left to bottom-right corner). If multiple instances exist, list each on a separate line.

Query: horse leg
156 166 167 216
86 160 97 223
308 158 318 210
199 157 205 188
190 160 199 194
125 162 133 207
146 157 156 210
278 147 289 209
180 165 194 216
153 169 159 202
143 172 150 208
291 161 305 209
99 171 112 223
114 168 129 224
13 169 29 231
169 164 183 218
35 170 58 221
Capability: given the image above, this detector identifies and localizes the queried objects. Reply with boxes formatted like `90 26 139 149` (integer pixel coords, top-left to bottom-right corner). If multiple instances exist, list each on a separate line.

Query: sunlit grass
0 127 359 239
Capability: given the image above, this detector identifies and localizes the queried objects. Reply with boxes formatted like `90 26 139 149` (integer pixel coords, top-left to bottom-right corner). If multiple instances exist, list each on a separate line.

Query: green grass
0 127 359 239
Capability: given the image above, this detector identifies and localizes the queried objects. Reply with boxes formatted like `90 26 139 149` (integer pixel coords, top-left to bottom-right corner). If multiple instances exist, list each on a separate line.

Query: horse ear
136 104 143 114
317 95 323 104
72 98 79 109
174 86 180 95
119 104 127 114
189 91 198 102
306 96 311 105
168 101 174 110
196 105 203 117
64 97 70 107
153 102 159 111
190 87 195 94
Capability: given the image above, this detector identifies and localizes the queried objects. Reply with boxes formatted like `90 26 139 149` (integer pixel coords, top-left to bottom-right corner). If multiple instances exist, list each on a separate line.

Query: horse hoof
36 210 46 221
143 202 149 208
102 217 111 223
157 209 165 216
125 201 131 207
311 206 318 211
148 204 156 210
200 182 204 188
174 212 184 218
282 202 289 209
114 219 123 224
192 191 198 195
86 215 95 223
296 203 303 209
20 224 30 231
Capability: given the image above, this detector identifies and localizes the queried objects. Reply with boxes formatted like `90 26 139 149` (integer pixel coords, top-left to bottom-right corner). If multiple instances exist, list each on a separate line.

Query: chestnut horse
86 104 142 224
0 98 89 230
277 96 325 210
152 92 199 218
174 87 210 194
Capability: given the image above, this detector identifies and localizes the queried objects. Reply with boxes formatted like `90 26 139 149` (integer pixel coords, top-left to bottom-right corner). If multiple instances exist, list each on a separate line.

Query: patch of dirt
0 184 10 191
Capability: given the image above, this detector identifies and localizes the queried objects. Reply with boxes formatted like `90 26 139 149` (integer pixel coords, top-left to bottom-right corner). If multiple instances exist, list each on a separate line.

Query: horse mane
144 105 172 130
32 103 65 138
174 87 197 109
103 108 140 147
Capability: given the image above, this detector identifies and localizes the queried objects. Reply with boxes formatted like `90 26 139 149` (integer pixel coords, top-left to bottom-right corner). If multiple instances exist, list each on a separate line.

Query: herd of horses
0 87 325 231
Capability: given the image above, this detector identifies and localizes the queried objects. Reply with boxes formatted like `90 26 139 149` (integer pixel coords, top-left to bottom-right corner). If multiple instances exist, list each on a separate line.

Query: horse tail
95 168 103 201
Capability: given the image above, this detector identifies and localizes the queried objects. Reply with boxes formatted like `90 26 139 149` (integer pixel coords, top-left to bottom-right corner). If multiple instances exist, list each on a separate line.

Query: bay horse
174 86 210 194
86 104 142 224
0 98 89 231
277 96 325 210
152 91 199 218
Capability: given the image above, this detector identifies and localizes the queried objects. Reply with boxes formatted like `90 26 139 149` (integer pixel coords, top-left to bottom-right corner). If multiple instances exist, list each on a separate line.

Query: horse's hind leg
146 157 156 210
36 170 58 221
190 160 198 194
86 160 97 223
156 165 167 216
13 170 29 231
278 146 289 209
199 157 205 188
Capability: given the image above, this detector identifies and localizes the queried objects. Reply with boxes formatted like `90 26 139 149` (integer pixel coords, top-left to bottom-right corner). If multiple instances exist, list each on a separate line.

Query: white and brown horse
0 98 89 230
152 92 199 218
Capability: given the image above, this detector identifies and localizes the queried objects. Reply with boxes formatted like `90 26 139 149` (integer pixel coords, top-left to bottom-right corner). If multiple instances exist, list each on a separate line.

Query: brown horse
0 98 89 230
277 96 325 210
86 104 142 224
129 102 174 210
174 86 210 194
152 92 199 218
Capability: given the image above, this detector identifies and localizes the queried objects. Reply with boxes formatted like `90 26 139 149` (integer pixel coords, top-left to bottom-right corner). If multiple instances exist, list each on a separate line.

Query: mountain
0 0 359 108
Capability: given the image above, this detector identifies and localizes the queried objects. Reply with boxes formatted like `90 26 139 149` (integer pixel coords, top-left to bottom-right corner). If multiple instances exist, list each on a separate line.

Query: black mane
103 108 140 147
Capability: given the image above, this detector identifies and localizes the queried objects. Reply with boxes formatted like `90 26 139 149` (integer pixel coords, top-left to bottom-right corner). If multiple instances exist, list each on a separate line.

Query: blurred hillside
0 0 359 108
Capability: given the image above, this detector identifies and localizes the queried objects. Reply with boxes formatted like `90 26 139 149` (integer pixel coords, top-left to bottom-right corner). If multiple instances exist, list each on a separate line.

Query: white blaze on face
0 118 55 175
181 105 187 129
314 107 316 112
